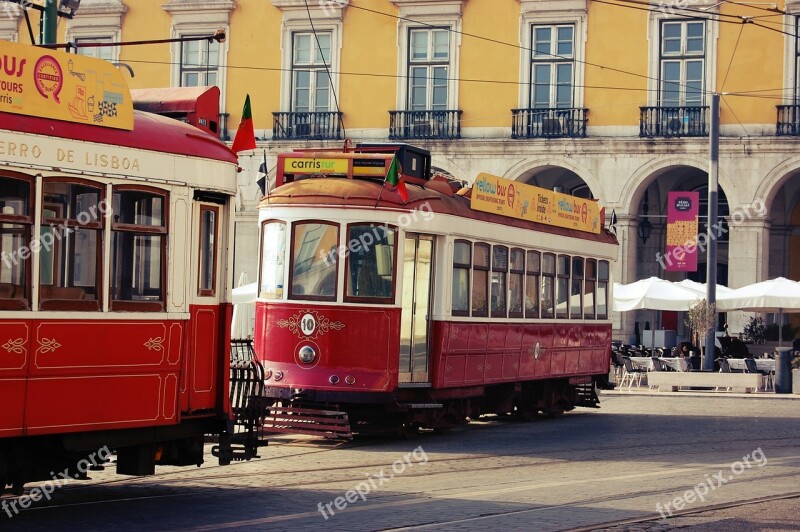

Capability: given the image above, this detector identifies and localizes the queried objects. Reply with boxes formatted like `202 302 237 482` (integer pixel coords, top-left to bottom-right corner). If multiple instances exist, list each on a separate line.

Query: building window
180 36 220 87
452 239 471 316
198 206 218 297
659 20 705 107
75 36 114 61
344 224 396 303
407 28 451 111
111 188 168 311
509 248 524 318
530 24 574 109
291 32 331 112
259 221 287 299
0 174 32 310
525 250 540 319
471 242 489 317
40 180 104 311
290 221 338 301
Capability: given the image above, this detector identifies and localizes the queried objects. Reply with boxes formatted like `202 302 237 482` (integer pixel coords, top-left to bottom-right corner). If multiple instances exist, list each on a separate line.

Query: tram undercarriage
261 376 605 439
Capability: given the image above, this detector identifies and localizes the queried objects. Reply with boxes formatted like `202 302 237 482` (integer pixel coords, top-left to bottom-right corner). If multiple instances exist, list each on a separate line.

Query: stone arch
504 157 601 200
755 155 800 209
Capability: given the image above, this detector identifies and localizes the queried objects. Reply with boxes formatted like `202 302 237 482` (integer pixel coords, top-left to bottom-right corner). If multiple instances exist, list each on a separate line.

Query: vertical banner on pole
665 191 700 272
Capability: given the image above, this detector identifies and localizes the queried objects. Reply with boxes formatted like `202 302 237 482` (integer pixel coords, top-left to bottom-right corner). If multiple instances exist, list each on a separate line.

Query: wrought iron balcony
389 110 462 140
639 106 709 138
511 107 588 139
272 111 343 141
776 105 800 136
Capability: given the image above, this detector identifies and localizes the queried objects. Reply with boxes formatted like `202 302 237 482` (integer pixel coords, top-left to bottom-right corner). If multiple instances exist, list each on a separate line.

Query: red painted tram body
255 144 618 435
0 43 245 492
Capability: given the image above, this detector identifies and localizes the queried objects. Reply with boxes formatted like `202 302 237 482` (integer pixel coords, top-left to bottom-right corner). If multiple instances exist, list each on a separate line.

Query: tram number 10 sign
471 172 601 234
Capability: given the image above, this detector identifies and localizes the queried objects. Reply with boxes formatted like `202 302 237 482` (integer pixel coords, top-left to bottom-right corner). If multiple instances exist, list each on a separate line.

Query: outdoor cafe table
629 357 689 372
726 359 776 373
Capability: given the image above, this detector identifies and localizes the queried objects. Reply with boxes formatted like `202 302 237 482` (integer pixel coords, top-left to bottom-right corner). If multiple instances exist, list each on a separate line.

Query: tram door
399 234 435 383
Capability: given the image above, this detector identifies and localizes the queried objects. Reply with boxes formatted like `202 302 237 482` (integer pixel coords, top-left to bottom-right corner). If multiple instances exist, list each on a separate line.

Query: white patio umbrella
716 277 800 347
613 276 703 312
675 279 733 297
231 277 257 340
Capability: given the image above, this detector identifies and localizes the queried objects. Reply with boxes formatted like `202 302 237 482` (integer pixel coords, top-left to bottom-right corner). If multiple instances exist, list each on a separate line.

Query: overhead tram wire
304 0 346 139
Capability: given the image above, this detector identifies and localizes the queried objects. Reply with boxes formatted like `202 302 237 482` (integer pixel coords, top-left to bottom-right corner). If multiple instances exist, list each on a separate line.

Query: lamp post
638 190 653 244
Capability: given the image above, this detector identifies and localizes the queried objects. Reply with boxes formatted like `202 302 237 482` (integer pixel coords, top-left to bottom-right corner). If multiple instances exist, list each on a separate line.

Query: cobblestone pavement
2 393 799 531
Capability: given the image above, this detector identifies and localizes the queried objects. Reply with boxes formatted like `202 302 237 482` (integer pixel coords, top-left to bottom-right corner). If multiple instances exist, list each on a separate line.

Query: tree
686 299 716 350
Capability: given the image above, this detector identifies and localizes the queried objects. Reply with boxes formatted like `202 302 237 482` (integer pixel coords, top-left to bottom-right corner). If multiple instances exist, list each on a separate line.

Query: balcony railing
639 106 709 138
511 107 588 139
389 110 462 140
776 105 800 135
272 111 343 141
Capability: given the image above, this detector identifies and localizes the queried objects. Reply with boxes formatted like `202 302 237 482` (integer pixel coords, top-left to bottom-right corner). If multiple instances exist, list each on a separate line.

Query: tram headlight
298 345 316 364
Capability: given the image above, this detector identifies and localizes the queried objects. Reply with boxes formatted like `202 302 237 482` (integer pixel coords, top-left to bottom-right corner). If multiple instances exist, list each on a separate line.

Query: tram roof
261 177 618 245
0 110 238 164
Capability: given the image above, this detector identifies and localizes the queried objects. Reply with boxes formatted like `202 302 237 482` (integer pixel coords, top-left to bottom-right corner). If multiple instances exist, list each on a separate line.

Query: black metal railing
511 107 588 139
639 106 709 138
272 111 343 140
776 105 800 135
218 112 229 141
389 110 462 140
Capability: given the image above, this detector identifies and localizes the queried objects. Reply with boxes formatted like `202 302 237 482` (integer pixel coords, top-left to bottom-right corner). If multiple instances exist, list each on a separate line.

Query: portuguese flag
386 155 409 203
231 94 257 153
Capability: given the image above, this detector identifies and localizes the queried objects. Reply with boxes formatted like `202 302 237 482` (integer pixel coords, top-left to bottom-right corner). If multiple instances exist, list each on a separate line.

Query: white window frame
290 30 334 113
65 0 127 63
658 20 706 107
163 0 233 113
0 3 23 42
178 36 222 88
647 3 717 106
529 23 577 109
393 0 463 112
274 1 343 113
519 0 587 109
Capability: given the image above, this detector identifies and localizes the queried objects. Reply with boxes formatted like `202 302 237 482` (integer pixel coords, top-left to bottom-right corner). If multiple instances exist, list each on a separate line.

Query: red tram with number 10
254 143 618 436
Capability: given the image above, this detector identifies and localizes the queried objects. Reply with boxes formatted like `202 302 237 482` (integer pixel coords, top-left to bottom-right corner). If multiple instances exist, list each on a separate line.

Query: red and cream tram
255 143 618 436
0 42 243 493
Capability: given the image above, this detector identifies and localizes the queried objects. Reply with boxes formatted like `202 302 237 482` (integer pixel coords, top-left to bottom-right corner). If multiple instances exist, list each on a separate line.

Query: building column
726 217 771 334
612 215 639 342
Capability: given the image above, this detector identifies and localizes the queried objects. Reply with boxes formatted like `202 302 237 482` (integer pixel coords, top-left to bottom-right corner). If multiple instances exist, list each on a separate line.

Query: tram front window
345 224 396 303
260 221 286 299
290 222 338 300
0 175 32 310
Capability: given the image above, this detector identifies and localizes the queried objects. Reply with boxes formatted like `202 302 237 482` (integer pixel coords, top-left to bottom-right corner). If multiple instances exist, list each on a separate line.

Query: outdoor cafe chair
715 358 733 392
620 356 645 389
651 357 667 372
744 358 774 391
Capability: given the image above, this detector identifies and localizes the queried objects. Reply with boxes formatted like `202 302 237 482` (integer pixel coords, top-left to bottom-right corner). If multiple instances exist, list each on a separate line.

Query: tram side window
260 221 287 299
491 246 508 318
525 250 540 319
584 259 596 319
40 180 103 311
556 254 570 319
198 206 218 297
345 224 396 303
597 260 610 319
0 175 32 310
541 253 555 319
452 240 471 316
509 248 524 318
111 189 167 311
471 243 489 317
570 257 583 319
290 222 338 301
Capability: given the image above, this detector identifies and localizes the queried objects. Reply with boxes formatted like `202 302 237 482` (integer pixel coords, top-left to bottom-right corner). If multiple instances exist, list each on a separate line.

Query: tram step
397 382 432 389
265 406 353 439
399 402 443 409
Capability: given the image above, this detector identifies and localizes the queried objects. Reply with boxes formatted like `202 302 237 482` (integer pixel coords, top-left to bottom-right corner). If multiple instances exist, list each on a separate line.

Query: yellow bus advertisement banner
0 41 133 130
283 157 350 174
471 172 601 234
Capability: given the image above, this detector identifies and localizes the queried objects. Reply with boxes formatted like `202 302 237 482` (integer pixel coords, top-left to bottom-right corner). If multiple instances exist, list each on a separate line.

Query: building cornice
162 0 236 15
519 0 587 15
272 0 347 21
391 0 466 17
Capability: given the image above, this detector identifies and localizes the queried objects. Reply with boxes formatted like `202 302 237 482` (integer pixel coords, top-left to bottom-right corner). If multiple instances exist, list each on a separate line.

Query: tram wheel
399 423 420 439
